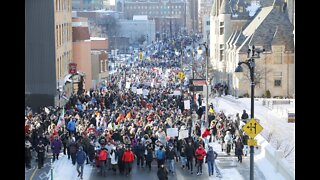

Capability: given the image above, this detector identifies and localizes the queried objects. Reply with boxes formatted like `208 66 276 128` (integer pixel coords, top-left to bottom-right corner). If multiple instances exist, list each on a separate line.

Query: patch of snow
246 0 261 17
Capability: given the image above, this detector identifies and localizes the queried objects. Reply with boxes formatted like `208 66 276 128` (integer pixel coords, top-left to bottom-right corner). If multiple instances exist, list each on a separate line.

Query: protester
76 146 87 180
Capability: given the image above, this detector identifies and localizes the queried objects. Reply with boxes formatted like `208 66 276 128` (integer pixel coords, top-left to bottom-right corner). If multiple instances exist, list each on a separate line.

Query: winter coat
146 148 154 161
69 142 78 154
134 143 145 157
224 133 233 145
155 149 166 160
206 150 218 162
157 166 169 180
51 139 62 154
99 149 108 161
67 120 76 131
165 148 177 160
117 148 125 164
110 150 118 165
122 150 134 163
76 149 87 164
185 144 195 158
235 141 244 156
195 147 206 160
202 128 211 138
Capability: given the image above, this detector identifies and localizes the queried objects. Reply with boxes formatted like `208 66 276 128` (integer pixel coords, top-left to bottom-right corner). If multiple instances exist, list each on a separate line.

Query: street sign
178 72 185 80
68 63 77 74
248 139 257 146
242 118 263 138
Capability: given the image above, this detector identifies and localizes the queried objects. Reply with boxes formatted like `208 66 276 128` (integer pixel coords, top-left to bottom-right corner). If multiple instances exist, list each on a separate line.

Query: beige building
210 0 294 97
55 0 73 83
72 17 93 91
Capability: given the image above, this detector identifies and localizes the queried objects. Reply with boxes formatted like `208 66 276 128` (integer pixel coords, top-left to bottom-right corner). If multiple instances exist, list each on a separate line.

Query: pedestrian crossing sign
242 118 263 138
178 71 185 80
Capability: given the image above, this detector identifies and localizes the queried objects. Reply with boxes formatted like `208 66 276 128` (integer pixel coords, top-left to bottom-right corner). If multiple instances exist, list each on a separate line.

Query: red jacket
195 147 207 160
122 150 134 163
202 128 211 138
99 149 108 161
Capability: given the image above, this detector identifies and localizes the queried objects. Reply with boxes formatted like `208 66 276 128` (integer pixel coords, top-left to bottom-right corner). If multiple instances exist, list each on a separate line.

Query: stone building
210 0 294 97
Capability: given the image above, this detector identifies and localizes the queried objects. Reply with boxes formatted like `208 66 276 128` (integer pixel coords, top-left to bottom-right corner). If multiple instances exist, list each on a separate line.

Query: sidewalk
51 154 93 180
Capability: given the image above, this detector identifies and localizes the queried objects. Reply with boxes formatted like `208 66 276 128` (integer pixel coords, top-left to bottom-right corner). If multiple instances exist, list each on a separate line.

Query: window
220 44 224 49
220 21 224 26
206 21 210 26
220 27 224 35
220 50 224 61
104 59 108 72
274 79 282 87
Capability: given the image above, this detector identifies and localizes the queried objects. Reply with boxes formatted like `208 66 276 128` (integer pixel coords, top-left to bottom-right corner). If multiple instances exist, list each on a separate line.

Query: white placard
44 107 50 114
143 89 149 96
184 100 190 110
173 90 181 96
166 128 178 137
161 81 167 88
137 88 143 95
126 82 131 89
131 87 137 93
151 82 154 87
178 129 189 140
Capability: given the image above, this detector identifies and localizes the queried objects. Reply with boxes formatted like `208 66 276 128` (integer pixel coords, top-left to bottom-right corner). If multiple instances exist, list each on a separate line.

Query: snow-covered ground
210 96 295 171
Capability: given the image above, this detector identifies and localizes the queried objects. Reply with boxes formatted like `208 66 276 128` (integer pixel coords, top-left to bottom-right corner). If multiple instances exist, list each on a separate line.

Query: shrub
265 90 271 98
243 93 249 97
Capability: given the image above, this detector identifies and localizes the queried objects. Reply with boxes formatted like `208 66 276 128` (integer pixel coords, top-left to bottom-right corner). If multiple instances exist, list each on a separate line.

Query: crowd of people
25 39 252 180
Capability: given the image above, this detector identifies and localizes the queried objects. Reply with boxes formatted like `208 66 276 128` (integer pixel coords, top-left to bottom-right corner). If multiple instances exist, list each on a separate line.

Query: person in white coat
224 131 233 155
110 146 118 174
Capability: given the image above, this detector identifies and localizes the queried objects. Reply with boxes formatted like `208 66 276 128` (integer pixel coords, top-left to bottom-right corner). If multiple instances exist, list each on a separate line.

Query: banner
173 90 181 96
184 100 190 109
143 89 149 96
126 82 131 89
178 129 189 140
131 87 137 93
166 128 178 137
137 88 143 95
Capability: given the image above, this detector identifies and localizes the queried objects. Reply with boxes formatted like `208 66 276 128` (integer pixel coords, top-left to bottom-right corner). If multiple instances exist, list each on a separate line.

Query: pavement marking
29 168 38 180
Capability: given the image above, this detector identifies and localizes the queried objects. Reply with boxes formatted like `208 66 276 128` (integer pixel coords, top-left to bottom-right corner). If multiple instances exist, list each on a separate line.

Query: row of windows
56 23 72 48
55 0 71 12
56 51 72 79
125 5 182 9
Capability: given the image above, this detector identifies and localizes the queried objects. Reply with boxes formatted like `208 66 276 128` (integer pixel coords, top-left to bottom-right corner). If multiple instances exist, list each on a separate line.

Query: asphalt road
25 151 53 180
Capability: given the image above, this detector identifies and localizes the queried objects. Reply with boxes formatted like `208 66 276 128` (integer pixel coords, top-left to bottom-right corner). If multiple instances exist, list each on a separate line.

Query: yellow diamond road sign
242 118 263 138
178 72 185 80
248 139 257 146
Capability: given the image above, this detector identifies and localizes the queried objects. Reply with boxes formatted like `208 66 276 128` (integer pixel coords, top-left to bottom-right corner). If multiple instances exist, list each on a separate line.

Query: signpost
242 118 263 138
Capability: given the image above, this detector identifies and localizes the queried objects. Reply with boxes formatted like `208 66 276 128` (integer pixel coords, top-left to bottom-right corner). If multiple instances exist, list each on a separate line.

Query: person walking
145 143 154 171
98 146 108 177
110 146 118 174
195 144 206 176
117 144 125 174
185 141 195 174
155 145 166 168
235 138 244 163
241 110 249 123
51 135 62 162
157 164 169 180
76 146 87 180
224 131 233 155
36 140 46 169
242 132 249 156
134 140 145 168
122 146 135 176
69 137 78 165
206 146 218 176
25 138 32 169
165 143 177 174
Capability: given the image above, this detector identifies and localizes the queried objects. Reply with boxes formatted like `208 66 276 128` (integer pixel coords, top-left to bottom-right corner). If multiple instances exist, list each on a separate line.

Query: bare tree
283 145 295 158
265 130 274 142
242 65 272 88
274 139 283 150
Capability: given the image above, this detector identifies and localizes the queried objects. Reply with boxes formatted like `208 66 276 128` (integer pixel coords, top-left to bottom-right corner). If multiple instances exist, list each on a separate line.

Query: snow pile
246 0 261 17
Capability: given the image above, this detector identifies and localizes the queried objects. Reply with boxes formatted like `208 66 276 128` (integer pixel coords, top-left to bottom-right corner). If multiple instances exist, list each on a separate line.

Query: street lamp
198 42 209 128
234 45 264 180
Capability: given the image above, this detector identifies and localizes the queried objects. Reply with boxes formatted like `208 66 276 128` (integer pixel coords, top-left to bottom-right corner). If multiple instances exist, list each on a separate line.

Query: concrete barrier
256 135 294 180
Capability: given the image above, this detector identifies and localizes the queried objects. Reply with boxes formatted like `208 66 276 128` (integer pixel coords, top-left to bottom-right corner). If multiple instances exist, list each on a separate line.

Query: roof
72 27 90 42
226 31 237 48
242 6 273 36
220 0 232 14
229 31 240 47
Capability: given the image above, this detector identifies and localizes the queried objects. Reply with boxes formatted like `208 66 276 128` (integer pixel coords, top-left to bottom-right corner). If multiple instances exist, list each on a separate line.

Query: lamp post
198 42 209 128
235 45 264 180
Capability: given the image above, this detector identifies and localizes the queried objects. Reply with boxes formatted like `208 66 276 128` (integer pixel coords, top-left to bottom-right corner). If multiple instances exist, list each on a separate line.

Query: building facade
72 0 104 11
118 17 156 45
123 0 187 36
198 0 213 33
72 17 93 91
26 0 73 110
210 0 294 97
